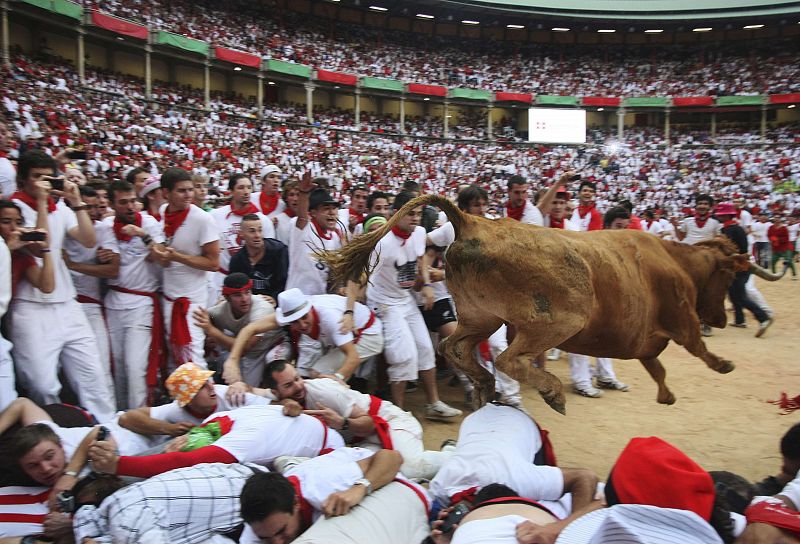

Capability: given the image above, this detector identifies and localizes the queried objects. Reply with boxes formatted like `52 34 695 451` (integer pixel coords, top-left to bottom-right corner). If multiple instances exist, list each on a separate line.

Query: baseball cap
262 165 281 177
165 363 215 407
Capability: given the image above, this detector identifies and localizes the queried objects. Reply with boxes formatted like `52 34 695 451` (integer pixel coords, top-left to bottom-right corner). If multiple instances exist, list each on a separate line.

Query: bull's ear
732 254 751 272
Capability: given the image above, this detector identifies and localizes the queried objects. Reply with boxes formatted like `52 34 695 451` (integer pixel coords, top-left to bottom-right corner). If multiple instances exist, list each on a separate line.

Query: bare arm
294 171 314 231
321 450 403 517
117 407 195 437
63 251 120 279
160 239 220 272
561 468 598 511
0 397 51 436
222 314 280 383
335 342 362 380
62 181 96 248
536 171 573 216
195 308 261 352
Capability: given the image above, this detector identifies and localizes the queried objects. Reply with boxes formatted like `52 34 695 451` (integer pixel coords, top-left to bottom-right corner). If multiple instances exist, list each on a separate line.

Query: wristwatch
333 372 346 381
63 470 79 478
353 477 372 494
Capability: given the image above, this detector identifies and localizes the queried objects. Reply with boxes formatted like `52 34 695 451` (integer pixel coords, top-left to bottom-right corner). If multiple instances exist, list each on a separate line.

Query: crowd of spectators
82 0 800 97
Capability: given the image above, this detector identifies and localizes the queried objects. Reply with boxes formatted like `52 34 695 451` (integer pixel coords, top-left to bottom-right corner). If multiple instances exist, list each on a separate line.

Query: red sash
259 192 280 215
11 191 56 213
165 295 192 365
353 395 393 450
535 424 558 467
109 285 166 403
286 476 314 528
315 416 335 455
450 486 478 505
76 294 103 305
353 311 377 345
113 213 142 242
393 478 430 513
745 501 800 536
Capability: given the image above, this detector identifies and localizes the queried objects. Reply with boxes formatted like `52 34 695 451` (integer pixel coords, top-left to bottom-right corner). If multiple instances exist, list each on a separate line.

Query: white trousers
292 481 430 544
568 354 617 389
370 299 435 382
9 299 116 422
299 332 384 379
484 325 522 404
79 302 111 376
107 305 153 410
745 276 773 318
162 298 207 368
0 334 17 412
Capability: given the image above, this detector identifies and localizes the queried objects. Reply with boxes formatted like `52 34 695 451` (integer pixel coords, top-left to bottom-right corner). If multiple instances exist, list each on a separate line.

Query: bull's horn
749 263 785 281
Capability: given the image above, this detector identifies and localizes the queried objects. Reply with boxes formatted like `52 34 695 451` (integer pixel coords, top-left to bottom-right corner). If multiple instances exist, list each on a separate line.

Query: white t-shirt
209 206 275 273
429 404 564 505
543 216 579 231
737 209 753 230
148 384 272 426
103 214 165 310
0 157 15 199
203 405 344 465
13 199 77 303
161 204 219 302
641 220 664 237
249 192 285 220
366 226 426 305
306 295 378 348
63 221 118 301
787 223 799 243
658 219 677 241
504 201 544 226
679 216 722 245
274 213 296 247
428 222 456 248
207 296 283 359
751 221 772 243
452 515 530 544
286 221 342 296
38 419 150 460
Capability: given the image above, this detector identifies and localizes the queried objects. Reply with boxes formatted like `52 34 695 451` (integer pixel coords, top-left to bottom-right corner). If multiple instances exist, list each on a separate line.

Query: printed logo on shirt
395 260 417 290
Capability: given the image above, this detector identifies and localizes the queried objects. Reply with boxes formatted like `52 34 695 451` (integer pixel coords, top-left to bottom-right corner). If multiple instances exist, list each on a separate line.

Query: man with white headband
251 165 285 219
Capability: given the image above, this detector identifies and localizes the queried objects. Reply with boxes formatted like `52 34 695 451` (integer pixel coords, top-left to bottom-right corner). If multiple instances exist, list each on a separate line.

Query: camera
45 174 65 192
96 426 109 441
439 501 471 534
56 490 75 513
19 231 46 242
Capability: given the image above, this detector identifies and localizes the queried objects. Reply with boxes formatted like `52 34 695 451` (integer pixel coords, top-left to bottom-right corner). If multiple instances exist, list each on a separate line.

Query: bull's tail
321 194 466 286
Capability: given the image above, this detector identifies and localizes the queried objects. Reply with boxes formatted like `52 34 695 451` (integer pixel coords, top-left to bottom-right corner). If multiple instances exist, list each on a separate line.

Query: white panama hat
275 288 312 325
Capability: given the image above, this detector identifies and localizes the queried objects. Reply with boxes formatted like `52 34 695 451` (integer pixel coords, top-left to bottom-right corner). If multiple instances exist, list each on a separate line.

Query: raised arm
294 171 314 230
222 314 281 383
0 397 51 436
537 171 573 216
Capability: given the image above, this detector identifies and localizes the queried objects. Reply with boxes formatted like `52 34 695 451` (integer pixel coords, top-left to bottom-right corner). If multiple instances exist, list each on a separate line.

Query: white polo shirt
679 216 722 245
161 204 219 302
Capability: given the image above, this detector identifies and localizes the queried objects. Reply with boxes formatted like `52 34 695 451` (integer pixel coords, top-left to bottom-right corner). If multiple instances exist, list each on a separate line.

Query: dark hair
350 185 368 195
603 206 630 228
160 167 192 192
696 193 714 206
579 181 596 192
392 191 414 211
73 473 126 509
17 150 57 183
402 180 420 193
618 199 634 213
108 180 135 203
457 185 488 212
79 186 97 199
240 472 296 523
473 483 520 506
224 272 251 290
264 360 292 389
229 173 251 192
241 213 260 223
11 423 62 461
507 175 527 191
125 167 148 184
0 200 22 215
282 180 299 201
367 191 389 210
781 423 800 461
88 179 108 192
642 209 655 219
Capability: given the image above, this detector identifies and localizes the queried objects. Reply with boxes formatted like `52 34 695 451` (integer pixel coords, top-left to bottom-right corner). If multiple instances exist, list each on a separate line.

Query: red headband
222 280 253 296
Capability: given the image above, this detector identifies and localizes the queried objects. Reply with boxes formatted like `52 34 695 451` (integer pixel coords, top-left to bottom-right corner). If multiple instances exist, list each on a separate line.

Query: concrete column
664 108 671 146
711 112 717 138
616 107 625 140
76 27 85 84
304 82 315 124
204 60 211 110
487 101 494 140
399 96 406 134
2 1 11 69
760 105 767 140
144 44 152 99
443 100 450 138
354 86 361 130
257 73 264 120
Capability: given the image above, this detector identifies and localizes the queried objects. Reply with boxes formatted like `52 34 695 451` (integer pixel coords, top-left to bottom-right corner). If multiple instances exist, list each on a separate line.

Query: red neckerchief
147 210 162 222
286 476 314 529
308 307 321 340
164 206 191 238
226 202 259 218
284 208 296 218
185 402 217 421
311 218 332 241
506 202 524 221
391 226 412 245
549 215 565 229
695 213 710 229
348 207 364 223
11 191 56 213
114 213 142 241
259 192 280 215
577 203 596 219
723 219 738 228
735 209 743 218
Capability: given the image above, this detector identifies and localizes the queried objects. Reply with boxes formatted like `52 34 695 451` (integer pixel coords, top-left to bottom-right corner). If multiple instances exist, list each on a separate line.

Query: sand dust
409 275 800 483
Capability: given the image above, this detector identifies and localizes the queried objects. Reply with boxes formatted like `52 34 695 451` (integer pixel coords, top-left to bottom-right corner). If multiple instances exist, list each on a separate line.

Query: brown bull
323 194 782 414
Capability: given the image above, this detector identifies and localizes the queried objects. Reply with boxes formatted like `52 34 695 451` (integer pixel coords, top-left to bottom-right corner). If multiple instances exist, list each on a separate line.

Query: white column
760 104 767 140
76 27 85 84
204 60 211 110
399 96 406 134
664 108 671 146
354 86 361 130
305 82 315 124
616 107 625 140
711 112 717 138
144 44 152 99
443 99 450 138
257 73 264 120
487 101 494 140
2 1 11 69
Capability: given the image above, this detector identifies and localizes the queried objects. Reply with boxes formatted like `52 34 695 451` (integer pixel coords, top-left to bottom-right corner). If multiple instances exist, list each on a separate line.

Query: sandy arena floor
408 275 800 484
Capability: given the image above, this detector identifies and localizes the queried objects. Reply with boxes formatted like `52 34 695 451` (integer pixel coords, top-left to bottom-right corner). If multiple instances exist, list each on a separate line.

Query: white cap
275 288 312 325
262 165 282 178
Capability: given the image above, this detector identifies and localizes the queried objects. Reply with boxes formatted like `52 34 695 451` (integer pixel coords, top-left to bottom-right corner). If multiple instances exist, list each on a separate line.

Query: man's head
781 423 800 478
733 197 746 211
223 273 254 318
714 202 736 223
507 176 529 208
125 167 150 197
229 174 253 207
17 150 58 193
265 360 305 402
695 194 714 216
457 185 488 217
550 190 570 220
161 167 194 211
392 192 421 233
109 180 138 223
164 363 217 414
282 180 299 214
79 186 103 221
308 188 340 231
578 181 596 205
192 174 209 206
11 423 66 486
261 165 282 195
275 288 314 337
139 175 165 210
240 213 264 251
402 180 421 199
603 206 631 230
363 213 388 233
241 471 303 544
0 200 23 243
367 191 391 218
88 180 109 212
758 211 769 222
349 185 368 213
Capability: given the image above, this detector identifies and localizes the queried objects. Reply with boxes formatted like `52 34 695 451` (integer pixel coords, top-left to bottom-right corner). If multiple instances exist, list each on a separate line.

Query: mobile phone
56 490 75 513
439 501 471 534
571 174 582 181
96 426 109 441
45 174 65 192
66 150 87 160
19 231 46 242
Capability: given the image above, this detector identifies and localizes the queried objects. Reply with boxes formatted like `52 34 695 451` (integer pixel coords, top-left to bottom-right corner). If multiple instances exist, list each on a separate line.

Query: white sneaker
273 456 310 474
573 385 603 398
425 401 463 421
597 378 630 392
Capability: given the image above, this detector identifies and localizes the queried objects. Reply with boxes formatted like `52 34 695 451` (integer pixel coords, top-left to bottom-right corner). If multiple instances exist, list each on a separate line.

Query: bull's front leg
494 335 567 415
438 330 495 409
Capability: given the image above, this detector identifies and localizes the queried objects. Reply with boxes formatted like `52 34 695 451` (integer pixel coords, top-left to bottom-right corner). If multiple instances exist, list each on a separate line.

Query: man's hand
282 399 304 417
736 522 800 544
96 247 115 264
298 169 314 193
48 473 78 511
43 511 73 538
422 285 435 311
192 307 212 332
165 421 195 437
260 295 277 308
88 440 119 474
429 506 457 544
35 178 52 202
303 404 345 429
557 170 575 187
339 312 355 334
516 519 561 544
226 381 250 407
164 434 190 453
221 358 243 384
61 179 83 208
321 484 367 518
120 224 146 238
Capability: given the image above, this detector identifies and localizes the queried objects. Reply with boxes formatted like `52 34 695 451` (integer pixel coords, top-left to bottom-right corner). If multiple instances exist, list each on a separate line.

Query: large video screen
528 108 587 144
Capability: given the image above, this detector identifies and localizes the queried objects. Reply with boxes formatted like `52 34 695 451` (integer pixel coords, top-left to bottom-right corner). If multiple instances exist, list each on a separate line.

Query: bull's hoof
657 390 676 405
716 360 735 374
541 390 567 415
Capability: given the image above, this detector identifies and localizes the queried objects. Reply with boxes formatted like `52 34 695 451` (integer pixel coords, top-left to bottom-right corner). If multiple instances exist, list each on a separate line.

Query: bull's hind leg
493 330 570 414
639 357 676 405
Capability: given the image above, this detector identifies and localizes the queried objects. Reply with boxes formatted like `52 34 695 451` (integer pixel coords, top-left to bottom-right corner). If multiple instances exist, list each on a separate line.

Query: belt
76 294 103 305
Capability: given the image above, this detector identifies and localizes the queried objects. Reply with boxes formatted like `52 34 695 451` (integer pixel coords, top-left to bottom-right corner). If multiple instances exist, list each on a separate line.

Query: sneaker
701 324 713 337
728 322 747 328
425 400 463 421
755 318 773 338
273 456 310 474
406 381 418 393
596 378 630 392
573 385 603 398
